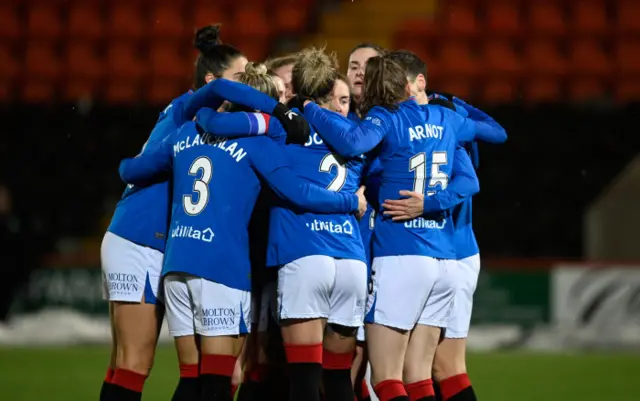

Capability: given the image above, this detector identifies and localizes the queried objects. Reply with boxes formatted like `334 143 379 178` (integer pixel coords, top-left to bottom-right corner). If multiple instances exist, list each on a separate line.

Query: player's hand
382 190 424 221
355 186 368 220
272 103 311 145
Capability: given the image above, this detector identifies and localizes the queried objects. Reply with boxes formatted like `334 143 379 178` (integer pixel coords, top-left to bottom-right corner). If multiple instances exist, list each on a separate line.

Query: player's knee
433 341 467 381
402 353 432 384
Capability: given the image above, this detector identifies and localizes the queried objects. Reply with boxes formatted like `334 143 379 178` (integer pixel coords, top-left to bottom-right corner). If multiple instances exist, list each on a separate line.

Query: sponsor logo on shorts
171 225 215 242
305 219 354 235
108 273 141 295
404 217 446 230
202 307 237 330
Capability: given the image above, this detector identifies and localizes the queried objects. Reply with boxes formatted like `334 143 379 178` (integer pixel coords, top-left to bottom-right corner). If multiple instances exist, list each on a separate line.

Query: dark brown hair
265 54 298 72
360 55 409 114
388 50 427 84
192 24 244 89
292 47 339 104
349 42 385 57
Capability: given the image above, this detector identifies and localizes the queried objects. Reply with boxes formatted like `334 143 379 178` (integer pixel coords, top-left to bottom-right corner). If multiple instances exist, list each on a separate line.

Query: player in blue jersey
99 24 249 401
118 63 367 401
299 55 499 401
382 50 507 401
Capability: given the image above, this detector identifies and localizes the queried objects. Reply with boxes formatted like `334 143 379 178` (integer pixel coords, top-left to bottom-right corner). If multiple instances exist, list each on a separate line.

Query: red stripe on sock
179 363 199 378
361 379 371 397
112 368 147 393
406 379 434 401
247 363 268 382
440 374 471 401
284 343 323 364
322 349 353 370
200 354 237 377
374 379 407 401
104 367 115 383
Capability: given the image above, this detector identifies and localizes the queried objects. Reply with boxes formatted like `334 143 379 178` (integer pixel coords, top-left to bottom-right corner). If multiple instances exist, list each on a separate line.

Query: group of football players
98 23 507 401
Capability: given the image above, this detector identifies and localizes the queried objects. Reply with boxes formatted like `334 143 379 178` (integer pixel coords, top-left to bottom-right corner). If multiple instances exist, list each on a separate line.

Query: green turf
0 346 637 400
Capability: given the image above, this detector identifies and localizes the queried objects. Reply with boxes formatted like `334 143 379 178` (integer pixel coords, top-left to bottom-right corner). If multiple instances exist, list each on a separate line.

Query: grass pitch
0 346 636 400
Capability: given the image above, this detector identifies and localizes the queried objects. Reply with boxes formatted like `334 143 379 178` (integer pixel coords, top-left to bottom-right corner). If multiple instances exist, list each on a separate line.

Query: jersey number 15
409 151 448 196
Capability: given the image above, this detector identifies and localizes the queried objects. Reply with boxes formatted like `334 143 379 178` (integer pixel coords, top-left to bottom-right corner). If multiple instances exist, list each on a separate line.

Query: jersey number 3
409 151 448 196
320 153 347 192
183 156 213 216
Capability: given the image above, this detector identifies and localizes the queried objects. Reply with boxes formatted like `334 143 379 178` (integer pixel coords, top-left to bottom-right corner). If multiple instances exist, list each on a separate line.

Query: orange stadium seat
146 79 183 105
0 4 21 39
67 3 104 40
481 79 518 104
106 79 141 104
107 42 145 80
21 81 55 103
64 41 105 81
528 0 566 36
232 8 271 39
64 79 97 102
615 40 640 76
193 5 229 35
568 78 606 101
149 41 187 79
434 77 473 100
107 3 146 39
568 39 612 77
0 44 20 81
25 42 62 80
150 3 186 39
482 40 523 77
524 40 568 77
442 0 479 37
0 81 11 103
485 0 522 37
394 19 440 51
235 38 270 62
569 0 610 36
616 0 640 34
27 4 62 39
614 79 640 103
438 40 481 77
523 78 561 103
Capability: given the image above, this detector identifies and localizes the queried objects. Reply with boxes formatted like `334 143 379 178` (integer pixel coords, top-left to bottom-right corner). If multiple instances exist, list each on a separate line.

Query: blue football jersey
265 112 367 267
304 99 481 259
118 122 358 291
107 91 192 252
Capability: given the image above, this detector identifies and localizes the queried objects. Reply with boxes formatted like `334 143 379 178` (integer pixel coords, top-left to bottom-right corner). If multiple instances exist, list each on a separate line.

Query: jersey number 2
183 156 213 216
320 153 347 192
409 151 448 195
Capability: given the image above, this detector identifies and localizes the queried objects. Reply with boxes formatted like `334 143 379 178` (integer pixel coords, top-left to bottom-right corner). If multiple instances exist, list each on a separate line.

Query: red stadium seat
107 42 145 80
146 78 182 105
64 41 106 81
481 79 518 104
25 42 62 80
150 3 186 39
527 0 566 36
615 40 640 76
235 38 270 62
192 6 229 36
568 78 606 101
106 79 141 104
438 40 481 78
616 0 640 34
434 77 473 100
64 79 97 102
107 3 146 39
482 40 523 77
0 4 22 39
274 6 309 35
67 3 104 40
0 44 20 81
523 78 562 103
485 0 522 37
524 40 568 77
232 8 271 39
0 80 12 103
149 41 187 79
442 0 479 37
393 19 440 52
614 79 640 103
568 39 612 77
21 81 55 103
569 0 610 36
27 4 62 39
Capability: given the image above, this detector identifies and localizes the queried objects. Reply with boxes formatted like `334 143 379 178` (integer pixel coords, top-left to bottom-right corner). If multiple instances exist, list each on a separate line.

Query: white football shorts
278 255 368 328
164 274 195 337
444 253 480 339
101 231 163 304
365 255 456 331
